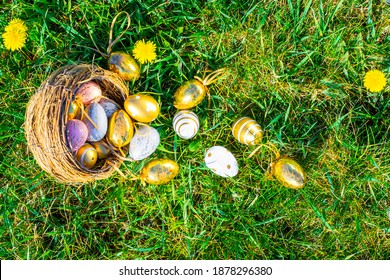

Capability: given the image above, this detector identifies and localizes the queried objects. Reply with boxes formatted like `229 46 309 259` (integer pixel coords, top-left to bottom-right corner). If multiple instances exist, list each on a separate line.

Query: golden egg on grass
173 68 225 109
232 117 263 145
124 94 160 123
140 159 179 185
107 109 134 153
76 144 98 170
108 51 140 81
270 157 306 189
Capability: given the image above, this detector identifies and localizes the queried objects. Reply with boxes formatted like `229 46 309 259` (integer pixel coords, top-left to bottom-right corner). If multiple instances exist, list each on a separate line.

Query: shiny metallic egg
124 94 160 123
140 159 179 185
107 109 134 148
173 80 206 110
271 157 306 189
232 117 263 145
108 51 140 81
67 100 81 120
173 110 199 140
92 141 111 159
75 143 98 169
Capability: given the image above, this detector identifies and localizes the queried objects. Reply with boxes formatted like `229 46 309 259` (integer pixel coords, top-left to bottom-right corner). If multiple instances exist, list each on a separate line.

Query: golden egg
68 100 81 120
108 51 140 81
173 80 207 110
92 141 111 159
107 109 134 148
124 94 160 123
75 144 98 169
232 117 263 145
140 159 179 185
271 157 306 189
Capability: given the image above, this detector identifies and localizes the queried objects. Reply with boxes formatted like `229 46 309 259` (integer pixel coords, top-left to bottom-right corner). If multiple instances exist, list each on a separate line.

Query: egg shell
98 98 121 119
92 141 111 159
108 52 140 81
107 109 134 148
140 159 179 185
75 143 98 169
173 80 207 109
173 110 199 139
232 117 263 145
82 102 108 142
204 146 238 178
124 94 160 123
66 119 88 152
129 124 160 161
75 81 102 105
272 157 306 189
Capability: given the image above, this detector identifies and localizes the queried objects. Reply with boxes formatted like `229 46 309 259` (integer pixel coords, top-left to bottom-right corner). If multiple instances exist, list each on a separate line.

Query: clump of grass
0 0 389 260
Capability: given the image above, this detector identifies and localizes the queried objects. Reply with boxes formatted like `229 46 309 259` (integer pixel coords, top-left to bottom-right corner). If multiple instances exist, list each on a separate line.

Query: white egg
128 124 160 161
173 110 199 139
204 146 239 178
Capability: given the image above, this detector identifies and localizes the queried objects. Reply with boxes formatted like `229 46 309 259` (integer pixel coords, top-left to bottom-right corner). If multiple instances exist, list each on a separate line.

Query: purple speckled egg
66 119 88 152
76 81 102 105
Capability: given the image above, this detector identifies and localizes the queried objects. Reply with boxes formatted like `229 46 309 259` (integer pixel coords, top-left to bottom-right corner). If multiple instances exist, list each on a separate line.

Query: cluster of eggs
65 80 180 184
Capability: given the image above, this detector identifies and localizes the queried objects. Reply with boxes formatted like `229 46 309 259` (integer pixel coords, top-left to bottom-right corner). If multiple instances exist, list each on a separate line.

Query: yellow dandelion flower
2 18 27 51
364 70 387 93
133 39 157 64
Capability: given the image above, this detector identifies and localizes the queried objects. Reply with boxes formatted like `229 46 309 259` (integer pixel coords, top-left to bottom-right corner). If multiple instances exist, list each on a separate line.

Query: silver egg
128 124 160 161
173 110 199 140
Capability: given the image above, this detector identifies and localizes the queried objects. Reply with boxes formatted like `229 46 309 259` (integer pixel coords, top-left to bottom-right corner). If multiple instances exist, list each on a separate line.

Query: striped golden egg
108 51 140 81
232 117 263 145
173 110 199 140
140 159 179 185
75 143 98 169
271 157 306 189
124 94 160 123
92 141 111 159
107 109 134 148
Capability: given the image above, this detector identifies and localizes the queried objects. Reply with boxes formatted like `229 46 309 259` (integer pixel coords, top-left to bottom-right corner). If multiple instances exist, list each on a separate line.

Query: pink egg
76 81 102 105
66 119 88 152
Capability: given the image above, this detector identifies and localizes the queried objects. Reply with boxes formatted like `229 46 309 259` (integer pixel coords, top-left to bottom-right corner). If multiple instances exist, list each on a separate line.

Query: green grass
1 0 389 260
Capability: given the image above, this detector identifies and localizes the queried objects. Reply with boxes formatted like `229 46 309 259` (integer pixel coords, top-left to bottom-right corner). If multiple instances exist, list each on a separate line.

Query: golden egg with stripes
173 110 199 139
75 143 98 169
232 117 263 145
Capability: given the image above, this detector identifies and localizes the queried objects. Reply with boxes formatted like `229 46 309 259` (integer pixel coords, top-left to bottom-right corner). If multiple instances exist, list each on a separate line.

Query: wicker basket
24 64 129 183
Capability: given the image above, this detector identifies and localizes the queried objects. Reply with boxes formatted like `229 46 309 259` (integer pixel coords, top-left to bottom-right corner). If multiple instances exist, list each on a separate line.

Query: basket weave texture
25 64 129 183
